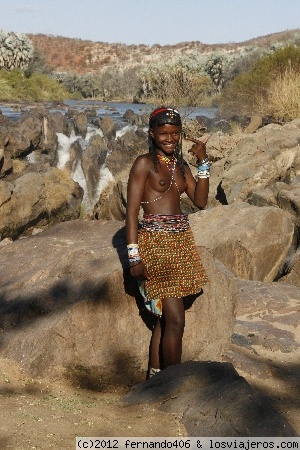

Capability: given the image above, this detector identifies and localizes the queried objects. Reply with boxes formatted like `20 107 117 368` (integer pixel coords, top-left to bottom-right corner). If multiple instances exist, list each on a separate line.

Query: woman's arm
184 136 210 209
126 155 150 279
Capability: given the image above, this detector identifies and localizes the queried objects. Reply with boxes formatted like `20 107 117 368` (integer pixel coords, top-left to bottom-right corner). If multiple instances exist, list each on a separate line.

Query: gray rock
125 361 296 436
0 220 237 384
189 204 294 282
0 169 83 240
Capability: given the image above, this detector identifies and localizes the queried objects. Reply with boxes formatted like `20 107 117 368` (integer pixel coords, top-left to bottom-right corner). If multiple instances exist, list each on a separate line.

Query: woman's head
148 106 185 177
148 107 182 153
149 107 182 129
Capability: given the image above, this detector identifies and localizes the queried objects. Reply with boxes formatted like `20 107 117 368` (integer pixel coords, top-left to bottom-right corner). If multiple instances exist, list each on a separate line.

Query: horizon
0 0 300 46
2 27 299 48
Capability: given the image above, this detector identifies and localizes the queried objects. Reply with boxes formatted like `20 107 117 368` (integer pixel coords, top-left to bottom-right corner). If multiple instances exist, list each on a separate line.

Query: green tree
0 30 33 70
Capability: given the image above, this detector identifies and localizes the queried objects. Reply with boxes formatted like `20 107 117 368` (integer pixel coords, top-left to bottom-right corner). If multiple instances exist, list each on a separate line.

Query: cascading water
56 125 115 212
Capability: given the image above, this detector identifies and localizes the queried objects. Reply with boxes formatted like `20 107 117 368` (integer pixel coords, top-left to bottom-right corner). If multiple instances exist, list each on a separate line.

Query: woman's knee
162 298 185 333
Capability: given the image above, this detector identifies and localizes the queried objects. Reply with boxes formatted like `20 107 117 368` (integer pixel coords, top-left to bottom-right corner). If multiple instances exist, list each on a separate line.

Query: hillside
28 29 300 75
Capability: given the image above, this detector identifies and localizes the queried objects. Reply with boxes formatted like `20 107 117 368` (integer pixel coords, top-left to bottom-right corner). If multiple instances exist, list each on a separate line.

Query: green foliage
0 77 13 100
139 57 214 106
0 69 75 101
218 45 300 117
24 48 52 77
54 67 140 101
258 66 300 121
0 30 33 70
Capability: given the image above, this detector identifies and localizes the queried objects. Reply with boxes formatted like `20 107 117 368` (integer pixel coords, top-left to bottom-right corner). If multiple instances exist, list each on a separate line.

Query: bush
0 76 13 100
218 45 300 117
0 68 76 101
258 66 300 121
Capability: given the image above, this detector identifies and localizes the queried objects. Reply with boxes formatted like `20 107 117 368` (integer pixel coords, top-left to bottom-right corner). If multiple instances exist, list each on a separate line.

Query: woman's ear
149 128 154 139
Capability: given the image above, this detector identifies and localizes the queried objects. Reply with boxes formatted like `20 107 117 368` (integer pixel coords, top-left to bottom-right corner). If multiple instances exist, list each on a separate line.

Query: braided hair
148 107 186 180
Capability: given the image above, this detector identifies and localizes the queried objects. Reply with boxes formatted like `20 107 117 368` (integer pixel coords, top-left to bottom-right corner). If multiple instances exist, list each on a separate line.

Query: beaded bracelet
198 169 210 178
197 156 211 179
127 244 141 263
197 156 210 166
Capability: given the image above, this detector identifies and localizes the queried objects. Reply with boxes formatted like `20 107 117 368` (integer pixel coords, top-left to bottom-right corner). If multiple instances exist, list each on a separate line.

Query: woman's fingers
184 134 210 144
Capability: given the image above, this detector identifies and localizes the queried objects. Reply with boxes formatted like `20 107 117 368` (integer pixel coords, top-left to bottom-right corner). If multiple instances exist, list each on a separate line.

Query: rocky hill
28 29 300 74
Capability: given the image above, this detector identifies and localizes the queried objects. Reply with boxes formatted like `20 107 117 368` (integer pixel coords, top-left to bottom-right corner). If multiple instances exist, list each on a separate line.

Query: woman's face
149 124 181 156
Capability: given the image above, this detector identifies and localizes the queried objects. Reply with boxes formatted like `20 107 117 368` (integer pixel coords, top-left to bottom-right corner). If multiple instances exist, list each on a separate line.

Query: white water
56 124 131 212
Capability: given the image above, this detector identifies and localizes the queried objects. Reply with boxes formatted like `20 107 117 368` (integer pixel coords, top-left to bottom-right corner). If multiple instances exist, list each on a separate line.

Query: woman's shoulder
132 153 152 168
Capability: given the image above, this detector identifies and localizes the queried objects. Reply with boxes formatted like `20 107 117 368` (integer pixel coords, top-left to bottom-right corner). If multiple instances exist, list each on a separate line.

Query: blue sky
0 0 299 46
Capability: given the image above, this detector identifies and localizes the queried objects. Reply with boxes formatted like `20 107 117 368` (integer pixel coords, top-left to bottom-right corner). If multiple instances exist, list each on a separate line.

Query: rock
279 250 300 288
3 108 58 159
99 116 116 141
189 204 294 282
125 361 295 436
123 109 148 127
0 219 237 384
219 123 300 204
0 168 83 240
81 134 108 200
224 279 300 379
243 115 263 133
73 112 88 138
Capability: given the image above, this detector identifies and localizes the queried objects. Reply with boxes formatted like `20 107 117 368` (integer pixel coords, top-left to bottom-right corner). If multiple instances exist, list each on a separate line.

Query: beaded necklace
157 154 177 171
140 154 180 204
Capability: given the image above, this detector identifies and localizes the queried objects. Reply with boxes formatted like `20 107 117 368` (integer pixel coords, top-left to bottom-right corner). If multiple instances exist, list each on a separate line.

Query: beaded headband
149 107 182 127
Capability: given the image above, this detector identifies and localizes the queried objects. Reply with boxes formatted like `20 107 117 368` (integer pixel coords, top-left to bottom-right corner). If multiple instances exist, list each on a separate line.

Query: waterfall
56 126 114 212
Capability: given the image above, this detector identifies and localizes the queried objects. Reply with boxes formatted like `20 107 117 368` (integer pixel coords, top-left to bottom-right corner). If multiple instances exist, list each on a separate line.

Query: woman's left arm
184 135 210 209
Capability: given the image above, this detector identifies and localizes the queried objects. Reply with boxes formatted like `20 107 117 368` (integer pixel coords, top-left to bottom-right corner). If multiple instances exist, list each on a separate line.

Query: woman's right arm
126 156 150 280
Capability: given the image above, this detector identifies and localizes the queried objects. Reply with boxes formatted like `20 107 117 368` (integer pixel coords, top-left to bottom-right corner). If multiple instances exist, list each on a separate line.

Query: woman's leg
149 317 162 370
161 297 185 367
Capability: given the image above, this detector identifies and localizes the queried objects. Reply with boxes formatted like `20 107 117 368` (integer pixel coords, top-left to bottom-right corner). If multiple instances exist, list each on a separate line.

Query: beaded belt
141 213 190 232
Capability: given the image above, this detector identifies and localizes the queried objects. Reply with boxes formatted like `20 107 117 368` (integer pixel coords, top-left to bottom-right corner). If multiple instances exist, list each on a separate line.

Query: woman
125 107 209 378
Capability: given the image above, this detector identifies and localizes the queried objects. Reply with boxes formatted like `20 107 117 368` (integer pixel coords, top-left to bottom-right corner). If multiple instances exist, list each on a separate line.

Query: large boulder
189 204 295 281
0 168 83 240
81 134 108 201
73 112 88 138
125 361 295 436
217 122 300 205
3 108 59 159
0 219 237 385
99 116 116 141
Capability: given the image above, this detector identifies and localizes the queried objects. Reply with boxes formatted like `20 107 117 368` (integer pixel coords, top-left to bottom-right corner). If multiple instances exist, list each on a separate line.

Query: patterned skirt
138 213 208 316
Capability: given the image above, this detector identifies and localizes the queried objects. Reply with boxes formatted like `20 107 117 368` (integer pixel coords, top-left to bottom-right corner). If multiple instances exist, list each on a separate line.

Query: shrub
258 66 300 121
218 45 300 117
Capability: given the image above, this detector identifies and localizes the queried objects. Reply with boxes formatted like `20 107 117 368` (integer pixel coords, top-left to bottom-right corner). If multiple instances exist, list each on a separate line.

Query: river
0 100 219 126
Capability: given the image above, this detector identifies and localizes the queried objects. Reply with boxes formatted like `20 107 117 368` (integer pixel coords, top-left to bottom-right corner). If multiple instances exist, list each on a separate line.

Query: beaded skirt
138 214 208 316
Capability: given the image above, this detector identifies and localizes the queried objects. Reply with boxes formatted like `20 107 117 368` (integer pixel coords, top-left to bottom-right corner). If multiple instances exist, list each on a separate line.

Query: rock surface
125 361 296 436
0 219 237 384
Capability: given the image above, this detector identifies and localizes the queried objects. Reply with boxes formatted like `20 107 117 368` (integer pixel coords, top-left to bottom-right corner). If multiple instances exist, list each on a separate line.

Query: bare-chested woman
125 107 209 378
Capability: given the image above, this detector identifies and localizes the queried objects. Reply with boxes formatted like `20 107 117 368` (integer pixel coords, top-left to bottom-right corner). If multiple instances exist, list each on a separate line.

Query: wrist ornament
197 156 211 179
127 243 141 263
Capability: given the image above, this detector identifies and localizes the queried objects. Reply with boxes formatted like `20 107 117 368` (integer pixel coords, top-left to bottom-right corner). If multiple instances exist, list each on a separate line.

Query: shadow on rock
124 361 297 437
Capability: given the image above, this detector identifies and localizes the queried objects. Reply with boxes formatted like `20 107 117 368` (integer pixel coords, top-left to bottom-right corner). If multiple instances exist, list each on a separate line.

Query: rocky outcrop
217 121 300 205
226 279 300 370
189 204 294 281
0 219 237 384
73 112 88 138
0 168 83 240
98 116 116 140
81 134 108 200
1 105 300 289
125 361 296 436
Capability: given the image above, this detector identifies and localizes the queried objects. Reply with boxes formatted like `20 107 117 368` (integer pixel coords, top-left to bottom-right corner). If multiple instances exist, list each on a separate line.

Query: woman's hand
185 134 210 161
129 260 149 280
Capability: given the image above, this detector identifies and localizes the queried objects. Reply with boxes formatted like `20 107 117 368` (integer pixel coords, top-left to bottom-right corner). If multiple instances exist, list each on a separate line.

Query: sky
0 0 299 46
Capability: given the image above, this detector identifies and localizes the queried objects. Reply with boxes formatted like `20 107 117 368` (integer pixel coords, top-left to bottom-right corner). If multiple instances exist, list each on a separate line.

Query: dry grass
258 67 300 121
44 168 76 213
12 159 27 175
